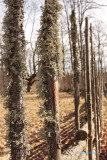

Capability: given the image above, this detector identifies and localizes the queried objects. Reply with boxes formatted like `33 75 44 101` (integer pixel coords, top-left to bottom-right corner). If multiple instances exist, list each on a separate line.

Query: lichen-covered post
70 9 80 131
3 0 26 159
85 17 92 160
83 45 87 110
38 0 62 159
90 24 99 160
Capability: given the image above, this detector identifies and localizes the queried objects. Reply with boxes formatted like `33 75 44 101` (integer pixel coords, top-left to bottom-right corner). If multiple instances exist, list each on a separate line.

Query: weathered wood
95 65 100 157
83 45 87 109
85 17 92 160
90 24 99 160
70 9 80 131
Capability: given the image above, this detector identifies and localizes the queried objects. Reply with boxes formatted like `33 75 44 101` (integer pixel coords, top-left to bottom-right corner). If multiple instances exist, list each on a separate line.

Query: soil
0 91 106 160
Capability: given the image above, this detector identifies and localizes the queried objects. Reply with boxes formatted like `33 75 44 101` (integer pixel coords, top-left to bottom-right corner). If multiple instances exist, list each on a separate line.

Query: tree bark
100 55 103 136
9 76 26 160
47 74 61 160
26 73 37 92
95 66 100 157
90 24 99 160
0 54 5 90
3 0 26 159
61 25 65 76
38 0 62 159
85 17 92 160
71 9 80 131
83 45 87 109
63 0 73 70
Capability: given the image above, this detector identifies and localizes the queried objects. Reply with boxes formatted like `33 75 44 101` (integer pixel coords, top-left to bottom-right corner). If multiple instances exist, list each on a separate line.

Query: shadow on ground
27 103 87 160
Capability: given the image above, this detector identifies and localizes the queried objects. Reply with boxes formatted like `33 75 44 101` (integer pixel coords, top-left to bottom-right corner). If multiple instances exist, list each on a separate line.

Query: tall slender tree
63 0 73 68
38 0 62 159
83 45 87 109
85 17 92 160
95 63 100 157
3 0 26 159
61 24 65 76
70 9 80 130
90 24 98 160
100 53 103 137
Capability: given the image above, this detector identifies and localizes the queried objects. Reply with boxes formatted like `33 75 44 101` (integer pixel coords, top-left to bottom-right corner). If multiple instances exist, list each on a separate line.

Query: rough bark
98 49 103 139
90 24 99 160
0 54 5 90
83 45 87 109
3 0 26 159
78 2 84 90
85 17 92 160
70 10 80 131
97 39 103 152
46 74 61 160
95 66 100 157
61 25 65 76
100 56 103 136
38 0 62 159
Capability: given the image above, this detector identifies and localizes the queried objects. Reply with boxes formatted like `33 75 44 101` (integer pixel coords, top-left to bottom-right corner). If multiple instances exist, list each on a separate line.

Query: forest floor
99 98 107 160
62 95 107 160
0 91 106 160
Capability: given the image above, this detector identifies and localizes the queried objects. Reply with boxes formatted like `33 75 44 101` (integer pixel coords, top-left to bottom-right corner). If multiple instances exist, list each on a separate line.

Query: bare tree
90 24 99 160
60 22 66 75
77 0 99 90
85 17 92 160
24 0 41 92
62 0 73 69
93 21 106 139
70 9 80 130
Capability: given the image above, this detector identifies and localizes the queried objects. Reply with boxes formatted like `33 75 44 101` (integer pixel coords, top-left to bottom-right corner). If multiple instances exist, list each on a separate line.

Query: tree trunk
26 73 37 92
27 81 31 92
0 55 5 90
47 74 61 160
3 0 26 159
61 25 65 76
100 55 103 137
9 76 26 160
79 24 84 90
97 43 102 152
83 45 87 109
77 1 84 91
71 9 80 131
95 66 100 157
63 0 73 70
90 24 99 160
85 17 92 160
38 0 62 159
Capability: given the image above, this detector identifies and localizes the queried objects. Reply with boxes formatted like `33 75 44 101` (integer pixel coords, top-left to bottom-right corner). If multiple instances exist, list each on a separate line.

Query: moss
70 9 80 130
38 0 62 109
3 0 27 159
38 1 62 156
